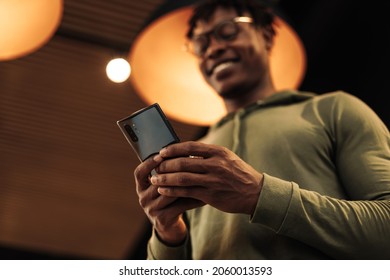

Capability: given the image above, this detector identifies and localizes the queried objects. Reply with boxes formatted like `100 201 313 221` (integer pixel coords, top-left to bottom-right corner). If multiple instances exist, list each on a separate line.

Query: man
134 0 390 259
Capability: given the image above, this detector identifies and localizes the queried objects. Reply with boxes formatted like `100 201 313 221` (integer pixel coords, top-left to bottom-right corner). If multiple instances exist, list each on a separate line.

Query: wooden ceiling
0 0 389 260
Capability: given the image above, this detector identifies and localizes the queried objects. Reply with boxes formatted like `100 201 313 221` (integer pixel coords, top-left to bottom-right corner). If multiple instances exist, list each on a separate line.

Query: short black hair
186 0 276 42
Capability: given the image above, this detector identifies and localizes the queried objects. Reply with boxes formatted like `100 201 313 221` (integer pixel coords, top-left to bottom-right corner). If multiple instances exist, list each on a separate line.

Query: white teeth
213 62 235 74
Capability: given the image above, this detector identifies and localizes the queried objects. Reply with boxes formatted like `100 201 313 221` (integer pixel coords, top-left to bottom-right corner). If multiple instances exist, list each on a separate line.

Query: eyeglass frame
184 16 254 57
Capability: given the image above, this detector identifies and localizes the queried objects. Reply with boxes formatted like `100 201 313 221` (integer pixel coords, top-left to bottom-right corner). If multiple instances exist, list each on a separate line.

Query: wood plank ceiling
0 0 203 259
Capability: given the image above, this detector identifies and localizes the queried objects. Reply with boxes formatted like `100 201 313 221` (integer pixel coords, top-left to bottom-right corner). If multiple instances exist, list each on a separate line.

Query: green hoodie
147 90 390 259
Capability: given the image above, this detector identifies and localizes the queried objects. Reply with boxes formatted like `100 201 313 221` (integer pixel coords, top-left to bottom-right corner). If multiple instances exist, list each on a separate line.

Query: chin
213 78 246 97
216 84 242 100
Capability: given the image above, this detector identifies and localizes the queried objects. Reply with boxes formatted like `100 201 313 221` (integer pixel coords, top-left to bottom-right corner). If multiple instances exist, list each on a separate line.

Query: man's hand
151 141 264 215
134 154 204 246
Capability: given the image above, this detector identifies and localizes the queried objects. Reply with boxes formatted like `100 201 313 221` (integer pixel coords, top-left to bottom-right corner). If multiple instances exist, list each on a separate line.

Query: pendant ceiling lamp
129 0 306 126
0 0 63 61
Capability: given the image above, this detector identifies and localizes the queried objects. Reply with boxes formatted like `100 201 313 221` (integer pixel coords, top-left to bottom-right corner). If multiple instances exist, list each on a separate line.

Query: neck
223 78 276 113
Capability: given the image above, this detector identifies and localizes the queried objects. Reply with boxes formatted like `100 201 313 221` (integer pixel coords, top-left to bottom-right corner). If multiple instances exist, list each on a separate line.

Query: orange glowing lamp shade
0 0 63 61
129 6 306 126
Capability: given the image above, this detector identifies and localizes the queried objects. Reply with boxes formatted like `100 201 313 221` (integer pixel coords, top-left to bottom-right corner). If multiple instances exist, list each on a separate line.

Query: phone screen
117 103 180 161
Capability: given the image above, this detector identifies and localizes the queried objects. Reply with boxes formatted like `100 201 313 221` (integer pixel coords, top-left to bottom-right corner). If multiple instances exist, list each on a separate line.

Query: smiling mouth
208 58 240 76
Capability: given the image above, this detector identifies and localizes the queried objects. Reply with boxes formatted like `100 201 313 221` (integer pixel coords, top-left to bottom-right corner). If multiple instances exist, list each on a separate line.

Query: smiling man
187 3 275 111
134 0 390 259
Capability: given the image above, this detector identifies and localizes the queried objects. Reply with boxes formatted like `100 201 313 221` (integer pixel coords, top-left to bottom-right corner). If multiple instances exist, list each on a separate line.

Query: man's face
191 7 272 99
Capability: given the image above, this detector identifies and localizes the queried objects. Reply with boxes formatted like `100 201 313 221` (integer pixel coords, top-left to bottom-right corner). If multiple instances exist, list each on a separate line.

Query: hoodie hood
213 90 316 128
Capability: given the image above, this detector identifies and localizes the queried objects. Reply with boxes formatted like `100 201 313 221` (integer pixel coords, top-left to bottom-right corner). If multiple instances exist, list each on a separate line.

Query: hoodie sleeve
251 92 390 259
147 229 191 260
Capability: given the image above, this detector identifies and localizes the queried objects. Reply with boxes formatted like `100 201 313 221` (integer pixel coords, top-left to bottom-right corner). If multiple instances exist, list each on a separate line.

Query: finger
160 141 222 159
150 172 211 187
137 183 160 201
156 156 206 174
143 189 177 210
154 197 205 218
173 197 205 211
134 154 164 191
146 197 204 227
158 185 208 201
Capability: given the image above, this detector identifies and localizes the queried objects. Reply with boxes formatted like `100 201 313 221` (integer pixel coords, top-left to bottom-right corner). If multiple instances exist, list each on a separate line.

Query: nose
204 36 226 58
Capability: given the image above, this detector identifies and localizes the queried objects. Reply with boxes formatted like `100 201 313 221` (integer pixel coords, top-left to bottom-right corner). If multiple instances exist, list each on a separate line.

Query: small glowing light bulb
106 58 131 83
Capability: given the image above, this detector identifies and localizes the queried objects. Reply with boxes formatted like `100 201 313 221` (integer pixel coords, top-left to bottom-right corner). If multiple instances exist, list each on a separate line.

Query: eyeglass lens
191 20 240 56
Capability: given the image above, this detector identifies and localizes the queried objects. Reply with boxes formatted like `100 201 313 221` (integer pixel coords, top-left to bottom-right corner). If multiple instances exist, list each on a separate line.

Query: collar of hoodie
210 90 316 154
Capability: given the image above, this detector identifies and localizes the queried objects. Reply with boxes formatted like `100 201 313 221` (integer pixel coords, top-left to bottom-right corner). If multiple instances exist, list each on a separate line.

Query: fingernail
159 148 168 157
153 154 163 162
157 187 166 195
150 175 158 184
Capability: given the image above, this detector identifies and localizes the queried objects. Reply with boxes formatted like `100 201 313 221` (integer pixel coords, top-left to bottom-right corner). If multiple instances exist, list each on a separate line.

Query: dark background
281 0 389 128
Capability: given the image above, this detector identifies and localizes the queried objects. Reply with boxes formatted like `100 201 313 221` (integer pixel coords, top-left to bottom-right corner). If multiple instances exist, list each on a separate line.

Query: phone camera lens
124 124 138 142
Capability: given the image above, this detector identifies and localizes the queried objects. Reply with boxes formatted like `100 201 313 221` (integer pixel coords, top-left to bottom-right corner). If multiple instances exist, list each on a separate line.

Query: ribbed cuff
250 173 294 232
147 229 189 260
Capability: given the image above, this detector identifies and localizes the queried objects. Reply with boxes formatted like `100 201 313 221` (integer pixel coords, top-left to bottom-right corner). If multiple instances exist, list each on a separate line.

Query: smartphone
117 103 180 161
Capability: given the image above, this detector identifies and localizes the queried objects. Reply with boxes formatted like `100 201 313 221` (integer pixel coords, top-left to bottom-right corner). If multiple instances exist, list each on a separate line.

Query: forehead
192 7 239 35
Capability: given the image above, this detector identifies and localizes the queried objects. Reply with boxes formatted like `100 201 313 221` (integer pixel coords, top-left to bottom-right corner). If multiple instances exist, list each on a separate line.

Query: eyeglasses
185 16 253 57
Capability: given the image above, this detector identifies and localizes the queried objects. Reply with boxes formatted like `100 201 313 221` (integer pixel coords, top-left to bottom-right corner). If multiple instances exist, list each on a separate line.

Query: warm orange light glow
0 0 63 61
106 58 132 83
129 6 306 126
